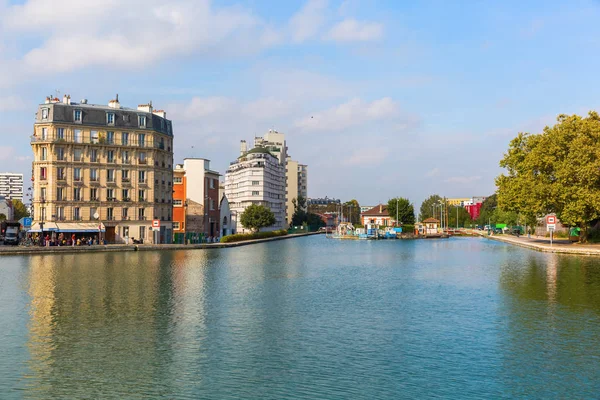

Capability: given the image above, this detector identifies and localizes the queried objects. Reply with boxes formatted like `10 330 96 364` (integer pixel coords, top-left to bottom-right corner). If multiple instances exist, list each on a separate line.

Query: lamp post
396 198 399 227
40 197 45 246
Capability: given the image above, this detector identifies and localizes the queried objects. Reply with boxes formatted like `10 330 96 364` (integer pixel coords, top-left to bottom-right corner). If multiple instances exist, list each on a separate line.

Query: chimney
108 94 121 109
63 94 68 104
67 94 71 105
240 140 247 155
152 109 166 118
137 101 153 113
379 204 382 213
45 96 51 104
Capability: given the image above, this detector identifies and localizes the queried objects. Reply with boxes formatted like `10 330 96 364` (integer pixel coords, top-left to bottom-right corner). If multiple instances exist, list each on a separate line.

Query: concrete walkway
474 230 600 256
0 232 322 256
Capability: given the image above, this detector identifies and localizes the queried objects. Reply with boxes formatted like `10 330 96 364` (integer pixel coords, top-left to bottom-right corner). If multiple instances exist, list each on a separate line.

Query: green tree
307 213 326 229
240 204 276 232
419 194 442 221
12 199 29 220
0 213 6 221
291 196 308 226
496 112 600 241
476 194 498 227
387 197 415 225
344 199 361 225
447 206 473 228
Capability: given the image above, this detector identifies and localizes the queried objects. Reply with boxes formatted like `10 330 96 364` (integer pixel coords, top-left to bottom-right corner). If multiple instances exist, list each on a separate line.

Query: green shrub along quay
220 230 288 243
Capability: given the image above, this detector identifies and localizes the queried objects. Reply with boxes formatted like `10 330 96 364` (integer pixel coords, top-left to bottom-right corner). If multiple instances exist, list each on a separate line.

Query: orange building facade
172 168 186 236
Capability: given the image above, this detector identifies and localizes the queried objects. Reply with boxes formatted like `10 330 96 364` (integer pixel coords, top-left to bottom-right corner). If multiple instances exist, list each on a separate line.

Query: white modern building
224 143 286 233
0 173 24 201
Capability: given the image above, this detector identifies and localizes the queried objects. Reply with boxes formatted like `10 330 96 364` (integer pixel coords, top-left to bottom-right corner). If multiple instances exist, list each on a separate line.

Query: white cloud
324 19 383 42
0 0 277 81
289 0 328 43
294 97 409 132
444 176 482 184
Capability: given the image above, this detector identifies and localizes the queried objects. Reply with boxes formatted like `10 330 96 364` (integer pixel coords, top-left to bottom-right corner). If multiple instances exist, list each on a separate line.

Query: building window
138 115 146 128
57 206 64 220
138 208 145 220
56 187 64 201
90 149 98 162
107 150 114 163
41 147 47 161
210 198 214 210
174 199 183 206
138 170 146 183
252 191 259 196
107 113 115 125
41 108 49 119
90 188 98 201
57 167 66 180
41 128 48 140
73 168 81 181
106 188 114 201
73 187 81 201
56 147 65 161
74 129 82 143
122 208 129 219
252 181 259 186
122 189 129 201
138 133 146 147
74 207 80 220
57 127 64 139
122 169 130 182
107 169 115 182
122 132 129 145
138 189 145 201
138 152 146 164
74 109 82 123
91 130 99 144
74 148 82 162
107 208 114 220
107 131 114 144
40 167 47 181
173 221 180 230
40 187 46 201
122 150 130 164
174 177 182 184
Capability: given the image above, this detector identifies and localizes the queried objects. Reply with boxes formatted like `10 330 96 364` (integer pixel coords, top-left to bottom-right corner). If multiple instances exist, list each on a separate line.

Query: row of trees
496 112 600 241
290 197 325 229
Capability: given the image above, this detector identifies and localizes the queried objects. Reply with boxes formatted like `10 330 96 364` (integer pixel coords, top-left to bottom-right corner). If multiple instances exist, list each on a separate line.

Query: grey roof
35 102 173 136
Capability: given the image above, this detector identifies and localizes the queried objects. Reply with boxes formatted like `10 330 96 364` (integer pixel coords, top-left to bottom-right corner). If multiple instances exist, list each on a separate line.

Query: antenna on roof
116 93 119 102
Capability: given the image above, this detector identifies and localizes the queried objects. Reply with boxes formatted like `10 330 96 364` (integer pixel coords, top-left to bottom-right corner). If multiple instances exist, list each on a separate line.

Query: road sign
20 217 32 227
546 215 556 224
152 219 160 231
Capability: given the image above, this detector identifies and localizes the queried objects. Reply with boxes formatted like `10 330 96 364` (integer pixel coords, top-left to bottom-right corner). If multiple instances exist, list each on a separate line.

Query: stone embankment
475 230 600 256
0 232 322 256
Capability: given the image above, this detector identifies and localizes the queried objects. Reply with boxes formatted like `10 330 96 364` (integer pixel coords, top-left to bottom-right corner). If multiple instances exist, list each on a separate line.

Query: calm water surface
2 236 600 399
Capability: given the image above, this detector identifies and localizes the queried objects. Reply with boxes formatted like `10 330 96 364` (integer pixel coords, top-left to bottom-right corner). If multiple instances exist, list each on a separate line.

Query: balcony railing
138 159 147 164
121 216 130 221
122 178 130 182
73 216 82 221
138 216 146 221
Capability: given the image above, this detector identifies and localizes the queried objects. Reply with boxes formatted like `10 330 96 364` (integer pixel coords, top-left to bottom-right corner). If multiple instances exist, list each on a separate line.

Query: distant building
447 198 470 207
360 205 374 213
465 203 482 220
423 218 439 234
285 158 308 224
308 197 340 206
0 173 24 201
361 204 393 226
225 143 286 233
172 159 221 242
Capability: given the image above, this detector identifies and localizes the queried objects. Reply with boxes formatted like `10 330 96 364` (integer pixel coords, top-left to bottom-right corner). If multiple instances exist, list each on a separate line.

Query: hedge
220 229 288 243
401 225 415 233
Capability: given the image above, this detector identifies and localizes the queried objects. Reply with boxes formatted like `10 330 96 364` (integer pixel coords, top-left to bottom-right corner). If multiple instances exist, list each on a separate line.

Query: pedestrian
72 234 76 247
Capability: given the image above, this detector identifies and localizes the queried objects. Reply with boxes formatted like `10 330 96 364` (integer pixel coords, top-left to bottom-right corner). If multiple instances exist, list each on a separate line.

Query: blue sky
1 0 600 208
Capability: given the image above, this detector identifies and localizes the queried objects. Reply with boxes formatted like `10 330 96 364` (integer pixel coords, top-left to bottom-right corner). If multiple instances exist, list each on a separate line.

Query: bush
220 229 287 243
401 224 415 233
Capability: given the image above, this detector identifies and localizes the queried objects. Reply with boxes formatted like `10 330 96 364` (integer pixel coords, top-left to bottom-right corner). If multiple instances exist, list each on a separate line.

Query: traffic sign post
152 219 160 231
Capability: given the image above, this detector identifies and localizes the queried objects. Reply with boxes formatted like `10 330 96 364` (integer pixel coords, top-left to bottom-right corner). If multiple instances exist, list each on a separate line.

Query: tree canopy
496 112 600 239
291 196 326 229
447 205 473 228
12 199 29 220
344 199 361 225
240 204 276 232
419 194 442 221
387 197 415 225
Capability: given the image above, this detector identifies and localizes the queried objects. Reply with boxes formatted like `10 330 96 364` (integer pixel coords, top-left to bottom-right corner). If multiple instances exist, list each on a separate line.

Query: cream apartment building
30 95 174 243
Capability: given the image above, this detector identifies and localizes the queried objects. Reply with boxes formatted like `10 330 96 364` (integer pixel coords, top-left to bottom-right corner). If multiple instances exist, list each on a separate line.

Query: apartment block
0 173 24 201
30 94 174 243
225 142 286 233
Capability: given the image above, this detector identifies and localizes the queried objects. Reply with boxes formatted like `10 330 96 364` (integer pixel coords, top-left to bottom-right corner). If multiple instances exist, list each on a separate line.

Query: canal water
1 236 600 399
